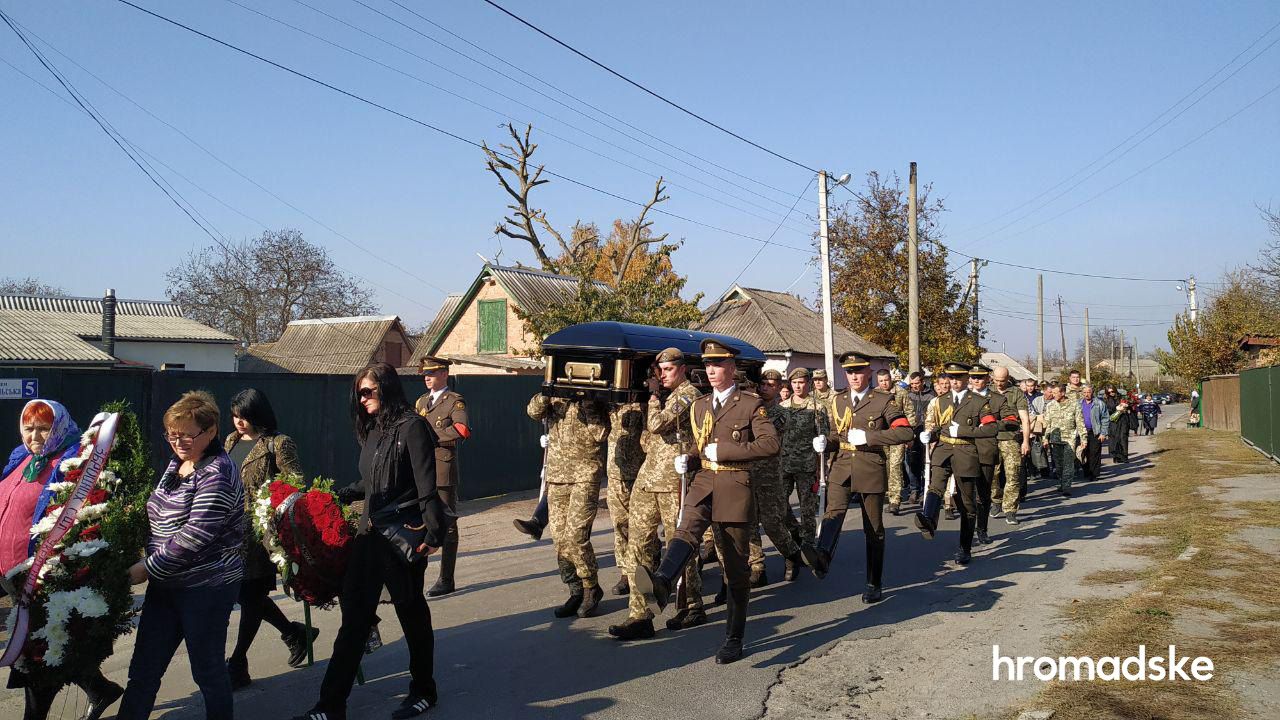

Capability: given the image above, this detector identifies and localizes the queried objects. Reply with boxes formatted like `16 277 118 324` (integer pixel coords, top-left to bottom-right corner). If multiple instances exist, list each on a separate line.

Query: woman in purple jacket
118 391 245 720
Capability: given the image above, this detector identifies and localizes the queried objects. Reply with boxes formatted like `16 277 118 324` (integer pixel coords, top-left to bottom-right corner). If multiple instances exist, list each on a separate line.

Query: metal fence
1240 365 1280 463
1 367 543 500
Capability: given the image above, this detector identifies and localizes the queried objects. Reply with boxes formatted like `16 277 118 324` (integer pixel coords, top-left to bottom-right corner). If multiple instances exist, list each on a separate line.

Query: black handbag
369 493 437 566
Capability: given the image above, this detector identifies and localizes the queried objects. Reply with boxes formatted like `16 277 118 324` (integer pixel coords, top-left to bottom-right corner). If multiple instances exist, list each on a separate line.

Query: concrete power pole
1120 329 1126 381
1057 296 1067 370
1084 307 1091 384
908 162 920 373
968 258 982 350
1187 276 1199 323
818 170 836 384
1037 274 1045 381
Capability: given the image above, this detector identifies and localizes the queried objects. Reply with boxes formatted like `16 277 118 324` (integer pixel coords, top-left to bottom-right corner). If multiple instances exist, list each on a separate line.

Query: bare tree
609 178 670 286
166 229 378 343
0 277 66 296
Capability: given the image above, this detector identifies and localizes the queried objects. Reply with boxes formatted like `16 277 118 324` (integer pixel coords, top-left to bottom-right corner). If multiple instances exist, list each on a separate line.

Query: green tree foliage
1156 270 1280 379
827 171 977 368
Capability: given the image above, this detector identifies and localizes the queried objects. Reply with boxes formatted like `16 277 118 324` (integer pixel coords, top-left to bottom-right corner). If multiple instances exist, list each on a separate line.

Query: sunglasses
357 386 379 399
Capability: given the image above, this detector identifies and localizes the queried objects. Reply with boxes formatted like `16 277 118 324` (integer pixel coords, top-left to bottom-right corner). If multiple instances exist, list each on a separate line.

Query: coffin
539 321 767 403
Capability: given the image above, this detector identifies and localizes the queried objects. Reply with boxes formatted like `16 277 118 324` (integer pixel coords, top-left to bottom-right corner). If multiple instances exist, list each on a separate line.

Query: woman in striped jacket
118 391 245 720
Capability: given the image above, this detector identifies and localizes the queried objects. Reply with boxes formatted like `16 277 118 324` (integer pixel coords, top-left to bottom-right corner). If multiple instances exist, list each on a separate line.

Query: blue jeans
118 580 240 720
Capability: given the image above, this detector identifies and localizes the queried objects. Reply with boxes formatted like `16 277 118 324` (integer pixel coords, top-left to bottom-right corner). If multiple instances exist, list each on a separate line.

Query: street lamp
818 170 850 385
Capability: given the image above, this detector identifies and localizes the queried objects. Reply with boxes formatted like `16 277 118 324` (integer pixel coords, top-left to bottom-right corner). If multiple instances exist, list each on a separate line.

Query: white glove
811 436 827 453
539 434 549 448
847 428 868 446
674 455 689 475
919 430 932 444
948 421 960 437
704 443 719 462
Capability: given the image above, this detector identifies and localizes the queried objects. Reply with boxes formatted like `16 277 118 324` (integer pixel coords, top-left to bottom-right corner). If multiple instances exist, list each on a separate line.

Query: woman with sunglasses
118 391 245 720
292 363 447 720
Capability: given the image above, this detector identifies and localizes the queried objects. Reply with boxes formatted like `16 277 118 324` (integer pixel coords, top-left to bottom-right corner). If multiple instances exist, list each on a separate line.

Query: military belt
703 461 748 472
838 442 860 452
938 436 971 446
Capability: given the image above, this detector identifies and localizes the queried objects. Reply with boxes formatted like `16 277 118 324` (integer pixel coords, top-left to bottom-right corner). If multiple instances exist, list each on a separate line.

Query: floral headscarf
7 399 80 483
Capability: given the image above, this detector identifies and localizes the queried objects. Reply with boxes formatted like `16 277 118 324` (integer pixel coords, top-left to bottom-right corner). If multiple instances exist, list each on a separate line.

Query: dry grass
1006 430 1280 720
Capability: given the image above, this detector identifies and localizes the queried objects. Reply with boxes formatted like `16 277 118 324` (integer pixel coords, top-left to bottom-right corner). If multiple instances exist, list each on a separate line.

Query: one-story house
240 315 413 374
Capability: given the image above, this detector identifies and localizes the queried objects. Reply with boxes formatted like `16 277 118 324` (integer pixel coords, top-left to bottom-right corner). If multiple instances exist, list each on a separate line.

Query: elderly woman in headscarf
1 399 124 720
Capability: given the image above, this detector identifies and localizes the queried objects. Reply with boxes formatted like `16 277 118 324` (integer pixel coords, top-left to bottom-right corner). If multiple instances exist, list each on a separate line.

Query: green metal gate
1240 365 1279 462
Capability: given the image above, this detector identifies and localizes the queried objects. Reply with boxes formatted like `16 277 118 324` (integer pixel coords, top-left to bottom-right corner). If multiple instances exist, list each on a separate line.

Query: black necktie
713 397 722 413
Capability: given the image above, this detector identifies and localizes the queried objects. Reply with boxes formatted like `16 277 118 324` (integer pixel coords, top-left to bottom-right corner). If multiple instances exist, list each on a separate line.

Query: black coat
355 413 448 547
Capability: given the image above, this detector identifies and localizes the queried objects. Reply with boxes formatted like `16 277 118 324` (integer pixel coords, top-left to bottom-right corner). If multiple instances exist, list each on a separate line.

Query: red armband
980 414 997 425
890 417 911 428
1002 415 1019 423
453 423 471 440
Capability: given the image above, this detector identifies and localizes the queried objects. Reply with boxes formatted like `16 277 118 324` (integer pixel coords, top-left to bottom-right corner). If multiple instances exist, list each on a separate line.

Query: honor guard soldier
913 362 998 565
635 339 781 664
803 352 914 602
609 348 705 640
967 364 999 546
415 356 471 596
527 391 610 618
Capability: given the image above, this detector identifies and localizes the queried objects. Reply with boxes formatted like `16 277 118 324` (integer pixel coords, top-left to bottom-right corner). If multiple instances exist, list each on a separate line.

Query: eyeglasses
166 426 210 445
358 387 379 399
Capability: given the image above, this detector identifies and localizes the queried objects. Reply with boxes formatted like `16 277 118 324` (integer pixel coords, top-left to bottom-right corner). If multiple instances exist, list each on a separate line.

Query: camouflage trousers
1050 442 1075 492
627 489 703 620
995 439 1025 513
886 444 908 503
781 470 820 544
606 474 637 575
548 480 600 590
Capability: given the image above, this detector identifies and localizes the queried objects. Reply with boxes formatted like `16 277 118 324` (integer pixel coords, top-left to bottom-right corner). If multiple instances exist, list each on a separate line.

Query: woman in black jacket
291 363 448 720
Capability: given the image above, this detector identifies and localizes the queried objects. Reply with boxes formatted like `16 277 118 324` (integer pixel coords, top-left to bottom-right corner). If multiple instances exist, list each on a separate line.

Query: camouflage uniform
779 392 829 544
1043 397 1085 492
885 385 919 504
1063 383 1086 406
993 386 1029 514
527 393 609 590
607 402 646 578
627 380 703 621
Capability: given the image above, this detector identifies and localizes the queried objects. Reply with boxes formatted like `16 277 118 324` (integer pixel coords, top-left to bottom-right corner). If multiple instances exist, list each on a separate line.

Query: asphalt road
0 406 1187 720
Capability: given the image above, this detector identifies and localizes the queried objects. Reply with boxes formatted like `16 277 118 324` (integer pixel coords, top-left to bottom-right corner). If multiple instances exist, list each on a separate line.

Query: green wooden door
478 299 508 353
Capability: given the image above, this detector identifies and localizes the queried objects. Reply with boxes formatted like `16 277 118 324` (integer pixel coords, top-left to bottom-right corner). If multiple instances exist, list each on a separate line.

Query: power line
951 18 1280 244
109 0 813 255
478 0 818 174
221 0 814 237
983 308 1172 329
3 14 450 310
372 0 806 206
982 286 1185 309
728 176 816 288
944 248 1185 283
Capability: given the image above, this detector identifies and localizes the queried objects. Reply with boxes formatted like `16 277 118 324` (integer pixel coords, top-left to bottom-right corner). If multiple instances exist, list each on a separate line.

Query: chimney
102 288 117 358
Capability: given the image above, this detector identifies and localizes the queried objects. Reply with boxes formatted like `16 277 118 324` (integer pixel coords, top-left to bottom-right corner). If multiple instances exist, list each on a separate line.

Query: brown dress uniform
914 363 998 564
415 357 471 595
807 364 913 598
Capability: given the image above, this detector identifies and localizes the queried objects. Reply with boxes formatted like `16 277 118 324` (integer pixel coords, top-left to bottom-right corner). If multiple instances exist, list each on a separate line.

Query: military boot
955 505 975 566
513 495 549 540
608 617 655 641
577 585 604 618
633 538 695 613
749 565 768 588
914 492 942 539
783 550 804 581
666 606 708 630
802 517 843 579
862 536 884 604
611 575 630 596
887 502 901 516
715 588 749 664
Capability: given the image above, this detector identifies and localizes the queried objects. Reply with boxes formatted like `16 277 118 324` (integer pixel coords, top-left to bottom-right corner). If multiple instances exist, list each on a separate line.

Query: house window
478 299 507 354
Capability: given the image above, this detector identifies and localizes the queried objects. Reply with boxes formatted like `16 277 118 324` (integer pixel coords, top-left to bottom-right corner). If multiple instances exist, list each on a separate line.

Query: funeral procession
2 2 1278 720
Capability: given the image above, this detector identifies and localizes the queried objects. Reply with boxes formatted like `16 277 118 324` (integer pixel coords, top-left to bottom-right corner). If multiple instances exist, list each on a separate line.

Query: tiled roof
695 286 896 359
0 307 237 365
242 316 409 374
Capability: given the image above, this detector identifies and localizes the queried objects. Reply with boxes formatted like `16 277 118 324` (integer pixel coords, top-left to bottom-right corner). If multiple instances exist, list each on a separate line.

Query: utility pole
1084 307 1091 384
1057 296 1067 370
908 162 920 373
969 258 982 349
1187 276 1199 323
1120 329 1126 380
818 170 836 384
1037 274 1044 381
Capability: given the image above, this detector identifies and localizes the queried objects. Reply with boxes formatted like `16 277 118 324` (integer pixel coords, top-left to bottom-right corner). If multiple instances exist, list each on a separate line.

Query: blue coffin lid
541 321 766 363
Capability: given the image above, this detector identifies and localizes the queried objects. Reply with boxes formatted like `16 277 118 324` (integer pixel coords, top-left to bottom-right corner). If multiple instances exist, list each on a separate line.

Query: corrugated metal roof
980 352 1036 381
0 294 185 317
0 309 237 366
448 354 544 370
695 286 897 359
243 316 408 374
407 294 464 368
487 265 608 315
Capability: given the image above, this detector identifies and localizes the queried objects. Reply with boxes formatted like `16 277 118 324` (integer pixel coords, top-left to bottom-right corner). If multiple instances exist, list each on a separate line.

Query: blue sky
2 1 1277 360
